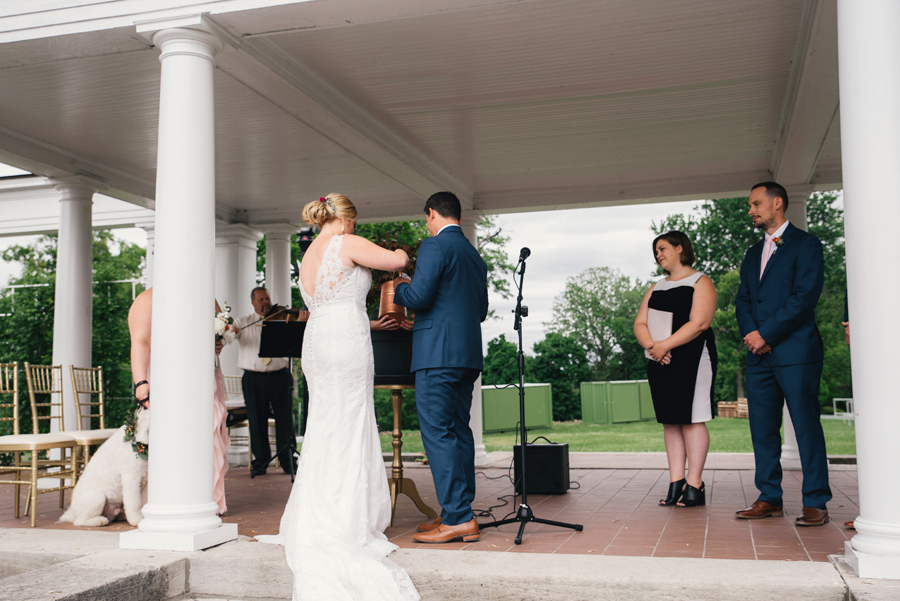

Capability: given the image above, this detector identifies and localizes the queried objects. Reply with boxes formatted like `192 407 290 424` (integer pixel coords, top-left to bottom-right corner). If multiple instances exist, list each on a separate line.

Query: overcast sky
479 200 705 352
1 157 706 353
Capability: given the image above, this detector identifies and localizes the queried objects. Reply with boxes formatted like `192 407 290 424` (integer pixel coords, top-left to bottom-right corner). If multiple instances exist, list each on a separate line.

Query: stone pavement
2 452 860 561
3 453 896 600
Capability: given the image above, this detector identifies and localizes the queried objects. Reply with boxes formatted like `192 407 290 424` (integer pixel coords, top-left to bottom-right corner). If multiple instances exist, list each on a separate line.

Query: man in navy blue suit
735 182 832 526
393 191 489 543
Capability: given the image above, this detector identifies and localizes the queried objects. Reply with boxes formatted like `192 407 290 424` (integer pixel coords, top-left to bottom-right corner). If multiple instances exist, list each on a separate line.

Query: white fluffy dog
59 408 149 527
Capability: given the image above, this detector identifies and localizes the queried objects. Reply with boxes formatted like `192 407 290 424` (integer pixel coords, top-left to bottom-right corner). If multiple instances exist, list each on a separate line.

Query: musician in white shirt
233 287 300 475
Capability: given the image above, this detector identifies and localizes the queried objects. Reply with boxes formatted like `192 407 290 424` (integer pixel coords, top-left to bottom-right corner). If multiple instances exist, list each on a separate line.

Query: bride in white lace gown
258 194 419 601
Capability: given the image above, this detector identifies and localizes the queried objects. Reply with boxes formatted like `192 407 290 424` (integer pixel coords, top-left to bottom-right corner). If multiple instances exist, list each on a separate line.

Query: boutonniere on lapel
771 236 783 254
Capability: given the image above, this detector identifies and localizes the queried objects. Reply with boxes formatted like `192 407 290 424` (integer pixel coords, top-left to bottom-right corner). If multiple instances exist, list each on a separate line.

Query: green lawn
380 418 856 455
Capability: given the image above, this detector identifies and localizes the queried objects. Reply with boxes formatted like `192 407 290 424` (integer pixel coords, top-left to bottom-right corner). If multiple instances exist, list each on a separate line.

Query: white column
50 178 96 432
260 224 295 306
216 224 262 376
460 214 491 466
121 20 236 552
135 220 156 288
838 0 900 578
779 187 813 471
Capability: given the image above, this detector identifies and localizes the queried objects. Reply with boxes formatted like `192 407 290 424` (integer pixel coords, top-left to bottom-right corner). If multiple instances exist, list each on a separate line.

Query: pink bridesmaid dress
213 367 230 515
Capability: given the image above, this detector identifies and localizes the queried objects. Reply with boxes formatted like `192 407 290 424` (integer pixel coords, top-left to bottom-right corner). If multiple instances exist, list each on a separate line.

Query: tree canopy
544 266 646 381
0 232 145 431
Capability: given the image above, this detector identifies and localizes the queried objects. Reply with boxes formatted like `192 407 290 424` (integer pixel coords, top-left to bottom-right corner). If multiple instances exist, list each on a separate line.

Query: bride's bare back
300 229 407 300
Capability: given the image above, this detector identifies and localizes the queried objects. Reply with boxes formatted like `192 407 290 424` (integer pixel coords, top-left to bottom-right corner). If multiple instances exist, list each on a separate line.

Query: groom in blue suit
735 182 831 526
394 191 488 544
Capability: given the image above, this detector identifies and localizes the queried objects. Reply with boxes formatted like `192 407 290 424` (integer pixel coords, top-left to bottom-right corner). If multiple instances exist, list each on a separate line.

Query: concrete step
7 529 900 601
189 538 846 601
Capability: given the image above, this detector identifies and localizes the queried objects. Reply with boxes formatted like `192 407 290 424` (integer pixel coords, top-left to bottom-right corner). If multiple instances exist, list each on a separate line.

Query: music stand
253 320 305 481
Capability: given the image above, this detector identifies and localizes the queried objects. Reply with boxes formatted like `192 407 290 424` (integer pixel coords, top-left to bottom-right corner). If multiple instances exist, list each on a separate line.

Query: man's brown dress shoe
795 507 829 527
844 520 855 530
417 517 442 532
412 517 480 544
735 500 784 519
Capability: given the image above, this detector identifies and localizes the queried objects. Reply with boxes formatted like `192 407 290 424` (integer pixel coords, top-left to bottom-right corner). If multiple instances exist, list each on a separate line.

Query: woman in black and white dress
634 231 717 508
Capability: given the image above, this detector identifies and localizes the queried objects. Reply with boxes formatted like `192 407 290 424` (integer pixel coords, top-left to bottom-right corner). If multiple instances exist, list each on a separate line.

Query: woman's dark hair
652 231 696 274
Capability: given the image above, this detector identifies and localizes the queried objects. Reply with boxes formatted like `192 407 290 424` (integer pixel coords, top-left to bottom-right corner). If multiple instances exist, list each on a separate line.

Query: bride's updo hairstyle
302 193 358 227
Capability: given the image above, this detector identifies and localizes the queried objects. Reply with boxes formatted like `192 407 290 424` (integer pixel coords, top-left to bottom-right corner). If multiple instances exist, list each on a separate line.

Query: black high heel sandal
679 482 706 507
659 478 686 506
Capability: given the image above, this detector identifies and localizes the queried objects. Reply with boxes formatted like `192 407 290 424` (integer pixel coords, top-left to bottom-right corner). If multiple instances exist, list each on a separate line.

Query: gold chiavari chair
69 366 119 476
223 375 253 471
0 362 77 526
224 375 244 399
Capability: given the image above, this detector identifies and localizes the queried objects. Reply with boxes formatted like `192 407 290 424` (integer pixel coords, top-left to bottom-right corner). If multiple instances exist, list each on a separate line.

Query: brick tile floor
0 462 858 562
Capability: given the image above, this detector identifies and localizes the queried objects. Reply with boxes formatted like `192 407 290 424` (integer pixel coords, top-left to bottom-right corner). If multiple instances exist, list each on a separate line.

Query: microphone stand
480 254 583 544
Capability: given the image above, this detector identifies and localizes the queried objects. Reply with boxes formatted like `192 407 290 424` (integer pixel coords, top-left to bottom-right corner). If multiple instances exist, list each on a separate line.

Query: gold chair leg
30 453 38 528
14 451 21 518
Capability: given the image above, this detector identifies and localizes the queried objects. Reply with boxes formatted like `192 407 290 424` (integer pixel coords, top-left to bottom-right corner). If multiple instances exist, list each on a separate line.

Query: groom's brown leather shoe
417 517 442 532
735 500 784 519
795 507 829 527
413 517 480 543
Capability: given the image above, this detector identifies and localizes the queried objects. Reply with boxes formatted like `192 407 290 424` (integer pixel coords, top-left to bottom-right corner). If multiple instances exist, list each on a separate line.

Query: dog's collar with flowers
123 408 148 461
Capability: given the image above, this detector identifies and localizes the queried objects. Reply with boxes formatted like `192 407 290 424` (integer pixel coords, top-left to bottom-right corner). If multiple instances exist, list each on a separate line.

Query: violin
265 304 308 322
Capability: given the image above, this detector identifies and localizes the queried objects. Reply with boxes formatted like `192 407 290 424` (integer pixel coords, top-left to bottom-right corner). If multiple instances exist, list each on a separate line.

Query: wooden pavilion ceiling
0 0 841 227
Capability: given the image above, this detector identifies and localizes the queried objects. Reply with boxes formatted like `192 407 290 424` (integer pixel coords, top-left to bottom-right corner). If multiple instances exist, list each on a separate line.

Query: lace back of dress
308 236 352 312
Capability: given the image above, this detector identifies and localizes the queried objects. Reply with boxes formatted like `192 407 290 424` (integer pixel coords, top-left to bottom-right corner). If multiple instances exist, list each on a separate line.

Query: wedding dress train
258 235 419 601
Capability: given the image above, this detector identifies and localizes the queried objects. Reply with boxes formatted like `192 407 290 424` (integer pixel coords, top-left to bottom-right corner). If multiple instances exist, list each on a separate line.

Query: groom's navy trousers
416 367 481 525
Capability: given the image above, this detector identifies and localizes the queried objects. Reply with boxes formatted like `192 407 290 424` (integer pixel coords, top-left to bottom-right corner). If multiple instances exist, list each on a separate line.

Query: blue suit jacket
394 226 489 372
735 223 824 366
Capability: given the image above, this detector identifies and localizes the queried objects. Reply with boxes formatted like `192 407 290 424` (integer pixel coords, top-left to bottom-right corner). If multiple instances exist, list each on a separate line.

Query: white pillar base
227 447 249 467
474 444 492 467
844 540 900 579
120 501 237 551
120 523 237 552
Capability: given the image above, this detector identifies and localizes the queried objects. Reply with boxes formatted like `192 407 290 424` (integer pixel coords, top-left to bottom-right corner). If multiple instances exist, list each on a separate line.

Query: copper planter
379 278 407 323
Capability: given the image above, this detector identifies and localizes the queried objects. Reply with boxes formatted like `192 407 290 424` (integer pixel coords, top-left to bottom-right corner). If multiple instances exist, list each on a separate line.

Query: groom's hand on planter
371 315 400 331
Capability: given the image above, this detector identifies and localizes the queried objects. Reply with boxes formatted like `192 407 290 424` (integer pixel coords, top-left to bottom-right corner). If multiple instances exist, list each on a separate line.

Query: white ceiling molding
771 0 841 187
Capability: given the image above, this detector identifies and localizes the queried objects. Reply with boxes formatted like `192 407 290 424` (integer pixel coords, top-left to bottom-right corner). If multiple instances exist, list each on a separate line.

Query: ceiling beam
0 124 156 209
770 0 841 188
207 16 474 209
474 170 779 215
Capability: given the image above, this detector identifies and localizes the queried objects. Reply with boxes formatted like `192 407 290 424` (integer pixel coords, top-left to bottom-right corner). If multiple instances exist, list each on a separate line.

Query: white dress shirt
233 312 289 372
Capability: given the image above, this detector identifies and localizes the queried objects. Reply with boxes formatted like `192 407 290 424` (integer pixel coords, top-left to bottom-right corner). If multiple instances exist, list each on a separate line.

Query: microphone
519 247 531 261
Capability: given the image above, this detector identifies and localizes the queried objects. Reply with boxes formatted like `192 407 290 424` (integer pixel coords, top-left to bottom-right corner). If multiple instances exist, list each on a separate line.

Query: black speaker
513 442 570 495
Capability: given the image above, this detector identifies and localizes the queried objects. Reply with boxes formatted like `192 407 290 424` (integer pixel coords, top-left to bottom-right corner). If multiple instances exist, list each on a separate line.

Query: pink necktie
759 237 773 278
